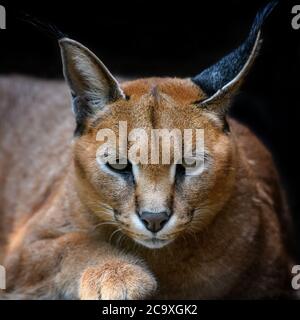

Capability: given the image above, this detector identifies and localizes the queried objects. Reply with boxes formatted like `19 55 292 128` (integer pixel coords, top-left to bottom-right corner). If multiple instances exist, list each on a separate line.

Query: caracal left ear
59 38 125 134
191 1 278 114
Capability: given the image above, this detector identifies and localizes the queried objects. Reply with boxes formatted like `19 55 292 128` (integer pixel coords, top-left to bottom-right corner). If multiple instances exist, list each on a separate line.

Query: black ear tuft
18 12 66 40
248 0 279 41
192 1 278 98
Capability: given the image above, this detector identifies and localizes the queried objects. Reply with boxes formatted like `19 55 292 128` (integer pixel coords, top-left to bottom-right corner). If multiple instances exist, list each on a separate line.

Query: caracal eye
178 157 206 177
106 160 132 173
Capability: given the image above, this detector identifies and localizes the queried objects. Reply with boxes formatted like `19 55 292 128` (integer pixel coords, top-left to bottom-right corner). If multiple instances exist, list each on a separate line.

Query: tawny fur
0 75 293 299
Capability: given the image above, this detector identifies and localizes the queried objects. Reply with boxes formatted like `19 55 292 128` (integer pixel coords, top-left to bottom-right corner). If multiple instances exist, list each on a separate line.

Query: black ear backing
192 1 278 110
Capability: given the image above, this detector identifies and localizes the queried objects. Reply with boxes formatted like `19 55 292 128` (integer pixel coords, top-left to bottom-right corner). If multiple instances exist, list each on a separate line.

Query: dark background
0 0 299 258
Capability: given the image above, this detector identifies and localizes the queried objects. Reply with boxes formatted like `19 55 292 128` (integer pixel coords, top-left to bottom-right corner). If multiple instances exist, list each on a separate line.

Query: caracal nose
139 211 170 233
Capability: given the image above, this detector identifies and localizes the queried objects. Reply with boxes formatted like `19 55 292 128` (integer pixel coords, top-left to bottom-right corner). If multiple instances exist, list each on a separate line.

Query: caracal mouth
134 237 173 249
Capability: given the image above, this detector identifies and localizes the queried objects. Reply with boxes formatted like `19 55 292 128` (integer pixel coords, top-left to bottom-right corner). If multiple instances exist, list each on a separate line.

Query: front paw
79 260 157 300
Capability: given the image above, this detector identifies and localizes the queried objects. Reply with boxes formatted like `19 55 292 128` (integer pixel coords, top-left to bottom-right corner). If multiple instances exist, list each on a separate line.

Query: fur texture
0 75 293 299
0 1 293 300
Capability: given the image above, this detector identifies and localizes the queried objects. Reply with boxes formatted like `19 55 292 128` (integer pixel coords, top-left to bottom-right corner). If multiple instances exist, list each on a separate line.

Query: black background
0 0 299 259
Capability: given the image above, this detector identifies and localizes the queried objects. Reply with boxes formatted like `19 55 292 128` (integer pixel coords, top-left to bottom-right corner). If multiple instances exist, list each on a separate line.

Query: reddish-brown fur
0 75 293 299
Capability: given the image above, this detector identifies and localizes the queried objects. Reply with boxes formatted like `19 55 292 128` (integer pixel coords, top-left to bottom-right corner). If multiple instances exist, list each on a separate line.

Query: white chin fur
134 238 173 249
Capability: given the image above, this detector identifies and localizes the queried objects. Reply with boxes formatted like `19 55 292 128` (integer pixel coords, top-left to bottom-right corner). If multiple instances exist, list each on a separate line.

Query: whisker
117 233 126 248
98 203 114 211
93 221 118 231
92 209 114 218
109 228 123 245
116 232 122 247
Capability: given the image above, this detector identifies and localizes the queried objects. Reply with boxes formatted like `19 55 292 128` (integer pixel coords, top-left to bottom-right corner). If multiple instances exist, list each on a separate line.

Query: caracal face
58 2 275 248
73 78 235 249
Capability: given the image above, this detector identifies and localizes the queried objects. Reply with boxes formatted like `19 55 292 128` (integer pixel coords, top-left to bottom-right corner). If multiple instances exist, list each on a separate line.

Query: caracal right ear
59 38 125 135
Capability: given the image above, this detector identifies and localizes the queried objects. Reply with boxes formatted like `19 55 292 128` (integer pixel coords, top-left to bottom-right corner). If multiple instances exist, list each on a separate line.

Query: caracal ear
59 38 125 135
191 1 278 114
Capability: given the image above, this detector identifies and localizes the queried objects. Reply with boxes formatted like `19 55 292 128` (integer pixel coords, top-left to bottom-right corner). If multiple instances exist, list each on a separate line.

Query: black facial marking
222 115 230 133
114 209 121 219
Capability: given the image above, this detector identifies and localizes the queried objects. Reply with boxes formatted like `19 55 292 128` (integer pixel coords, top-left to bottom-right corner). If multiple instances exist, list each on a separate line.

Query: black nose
139 211 170 233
